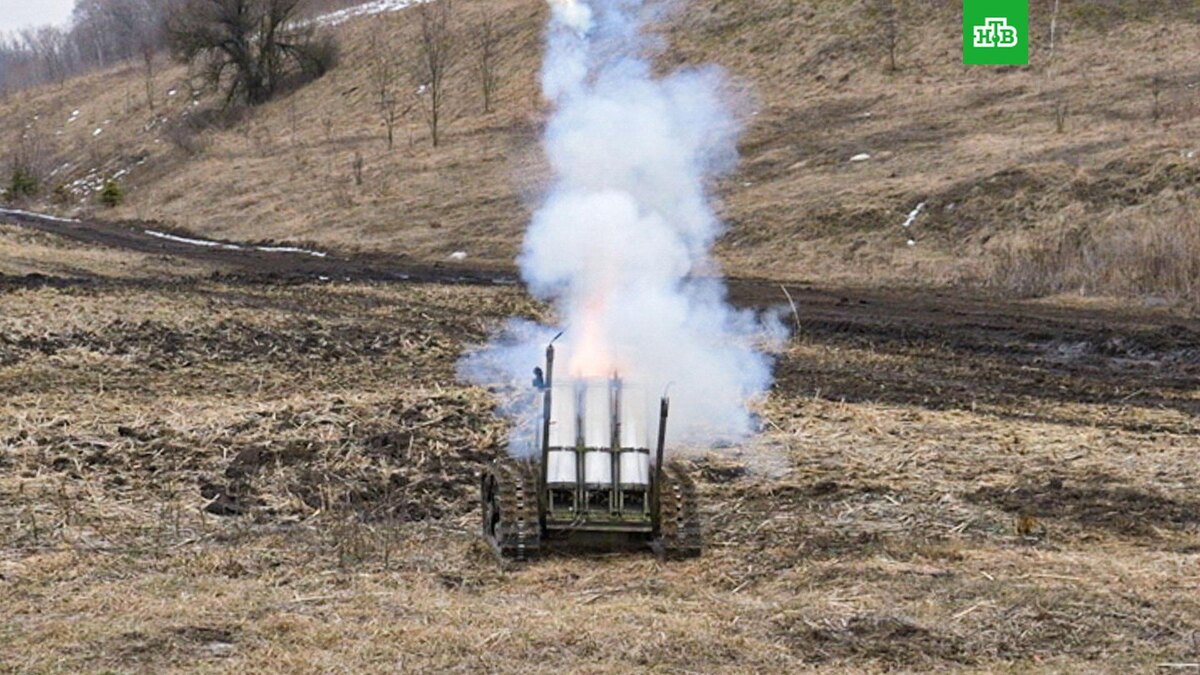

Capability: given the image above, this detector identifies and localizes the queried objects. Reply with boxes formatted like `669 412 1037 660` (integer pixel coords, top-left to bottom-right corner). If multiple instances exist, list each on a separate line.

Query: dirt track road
3 207 1198 429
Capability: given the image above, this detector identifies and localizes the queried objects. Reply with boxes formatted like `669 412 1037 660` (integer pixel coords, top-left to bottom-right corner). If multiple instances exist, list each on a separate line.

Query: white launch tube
547 450 577 485
619 385 650 450
547 382 577 448
619 452 650 486
584 450 612 486
582 380 611 449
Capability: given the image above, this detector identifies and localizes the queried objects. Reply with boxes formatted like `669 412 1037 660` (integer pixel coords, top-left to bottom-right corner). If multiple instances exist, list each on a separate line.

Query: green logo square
963 0 1029 65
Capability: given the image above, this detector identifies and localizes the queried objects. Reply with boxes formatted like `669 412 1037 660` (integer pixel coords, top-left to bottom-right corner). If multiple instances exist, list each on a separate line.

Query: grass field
2 223 1198 672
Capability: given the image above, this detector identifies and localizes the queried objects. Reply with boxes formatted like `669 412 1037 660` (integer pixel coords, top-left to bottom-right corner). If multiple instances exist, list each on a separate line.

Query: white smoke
460 0 783 453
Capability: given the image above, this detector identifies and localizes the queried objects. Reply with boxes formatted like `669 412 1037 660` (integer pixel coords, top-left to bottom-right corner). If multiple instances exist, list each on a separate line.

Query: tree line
0 0 177 96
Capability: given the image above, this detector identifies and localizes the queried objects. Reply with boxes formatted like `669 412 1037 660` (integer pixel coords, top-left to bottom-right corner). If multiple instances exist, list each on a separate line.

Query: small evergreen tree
99 179 124 208
7 166 38 200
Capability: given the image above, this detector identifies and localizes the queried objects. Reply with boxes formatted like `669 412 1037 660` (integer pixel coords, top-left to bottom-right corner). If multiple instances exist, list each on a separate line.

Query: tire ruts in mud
481 459 541 561
657 461 702 558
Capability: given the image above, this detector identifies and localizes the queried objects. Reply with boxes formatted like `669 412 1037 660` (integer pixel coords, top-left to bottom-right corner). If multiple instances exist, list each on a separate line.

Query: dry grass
2 231 1199 672
982 193 1200 307
1 1 1199 306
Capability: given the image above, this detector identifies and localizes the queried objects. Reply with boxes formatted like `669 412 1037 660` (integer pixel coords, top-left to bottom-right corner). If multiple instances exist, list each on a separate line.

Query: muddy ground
1 214 1198 673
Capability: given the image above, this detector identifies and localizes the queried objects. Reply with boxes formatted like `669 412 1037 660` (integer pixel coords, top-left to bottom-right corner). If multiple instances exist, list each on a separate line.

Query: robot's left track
481 459 542 562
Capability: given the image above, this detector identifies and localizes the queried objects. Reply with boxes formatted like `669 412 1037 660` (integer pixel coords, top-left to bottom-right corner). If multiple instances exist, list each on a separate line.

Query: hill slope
1 0 1198 304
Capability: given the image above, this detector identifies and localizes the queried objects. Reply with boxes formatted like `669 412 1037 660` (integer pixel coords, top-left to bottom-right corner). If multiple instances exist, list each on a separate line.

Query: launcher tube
654 397 669 529
540 345 554 497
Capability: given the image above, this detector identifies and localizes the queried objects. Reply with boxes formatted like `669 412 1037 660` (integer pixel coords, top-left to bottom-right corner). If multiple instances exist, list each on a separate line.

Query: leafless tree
369 29 401 149
20 27 73 87
141 44 158 111
865 0 900 73
469 9 502 114
167 0 339 106
408 0 457 147
4 122 51 202
0 0 184 94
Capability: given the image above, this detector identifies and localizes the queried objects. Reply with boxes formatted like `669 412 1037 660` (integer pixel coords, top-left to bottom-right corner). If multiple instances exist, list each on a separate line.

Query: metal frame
536 344 669 540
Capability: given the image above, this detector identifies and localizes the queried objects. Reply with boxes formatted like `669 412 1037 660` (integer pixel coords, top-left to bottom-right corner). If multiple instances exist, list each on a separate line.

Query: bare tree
864 0 902 72
21 27 73 87
168 0 339 106
0 0 184 95
469 9 502 114
878 0 897 73
141 44 157 111
408 0 457 147
369 29 400 149
4 123 51 202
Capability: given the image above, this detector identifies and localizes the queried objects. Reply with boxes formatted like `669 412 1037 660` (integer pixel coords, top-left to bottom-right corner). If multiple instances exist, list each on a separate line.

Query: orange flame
568 295 614 378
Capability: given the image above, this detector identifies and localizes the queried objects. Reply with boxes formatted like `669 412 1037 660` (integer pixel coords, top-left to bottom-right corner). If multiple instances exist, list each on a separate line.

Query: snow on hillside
314 0 423 27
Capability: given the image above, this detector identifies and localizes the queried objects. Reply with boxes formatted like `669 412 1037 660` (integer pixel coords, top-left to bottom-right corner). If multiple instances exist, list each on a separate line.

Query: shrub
99 179 125 208
6 166 38 200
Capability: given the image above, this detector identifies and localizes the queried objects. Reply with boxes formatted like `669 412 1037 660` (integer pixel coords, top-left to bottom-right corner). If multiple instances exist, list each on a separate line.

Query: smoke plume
460 0 782 453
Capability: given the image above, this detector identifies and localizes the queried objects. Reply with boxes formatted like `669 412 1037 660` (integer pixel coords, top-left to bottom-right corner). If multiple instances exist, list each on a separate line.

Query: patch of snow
255 244 329 258
902 202 926 229
167 89 178 97
449 251 467 261
850 153 871 162
314 0 422 27
143 229 328 258
145 229 239 250
0 208 80 224
93 128 103 137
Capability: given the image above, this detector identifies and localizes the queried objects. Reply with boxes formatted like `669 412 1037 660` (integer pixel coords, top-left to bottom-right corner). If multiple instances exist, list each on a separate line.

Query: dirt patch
969 479 1200 537
778 613 974 667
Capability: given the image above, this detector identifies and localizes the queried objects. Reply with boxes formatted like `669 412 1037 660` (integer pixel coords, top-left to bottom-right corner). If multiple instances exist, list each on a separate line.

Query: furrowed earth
2 217 1198 673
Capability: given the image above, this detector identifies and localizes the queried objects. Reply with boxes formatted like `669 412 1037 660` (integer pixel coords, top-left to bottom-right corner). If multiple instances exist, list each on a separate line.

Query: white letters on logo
973 17 1019 48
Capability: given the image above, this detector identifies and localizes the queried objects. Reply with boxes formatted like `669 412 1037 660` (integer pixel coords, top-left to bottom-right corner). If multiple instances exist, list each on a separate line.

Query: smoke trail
459 0 783 453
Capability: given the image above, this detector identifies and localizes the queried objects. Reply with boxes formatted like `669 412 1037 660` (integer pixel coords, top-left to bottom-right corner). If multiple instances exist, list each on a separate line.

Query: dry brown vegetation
3 222 1199 672
1 0 1198 309
984 192 1200 305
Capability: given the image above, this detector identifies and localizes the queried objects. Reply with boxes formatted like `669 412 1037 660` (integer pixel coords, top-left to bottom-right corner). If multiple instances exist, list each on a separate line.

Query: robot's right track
656 461 702 558
481 459 541 562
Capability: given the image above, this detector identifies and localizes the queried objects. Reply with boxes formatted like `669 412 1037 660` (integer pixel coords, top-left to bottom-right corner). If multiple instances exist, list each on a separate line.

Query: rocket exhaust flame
459 0 784 454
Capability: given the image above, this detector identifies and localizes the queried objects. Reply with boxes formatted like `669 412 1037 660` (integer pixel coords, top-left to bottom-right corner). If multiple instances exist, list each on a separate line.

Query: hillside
2 0 1199 304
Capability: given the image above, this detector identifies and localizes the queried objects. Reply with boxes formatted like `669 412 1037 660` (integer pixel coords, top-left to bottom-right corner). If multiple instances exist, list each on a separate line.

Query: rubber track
486 460 541 562
658 461 702 558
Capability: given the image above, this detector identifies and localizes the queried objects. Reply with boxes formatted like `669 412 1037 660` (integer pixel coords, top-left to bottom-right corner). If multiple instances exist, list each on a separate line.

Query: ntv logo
963 1 1028 65
973 18 1019 48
